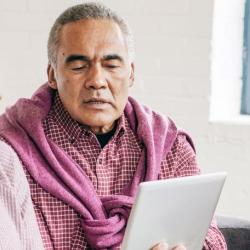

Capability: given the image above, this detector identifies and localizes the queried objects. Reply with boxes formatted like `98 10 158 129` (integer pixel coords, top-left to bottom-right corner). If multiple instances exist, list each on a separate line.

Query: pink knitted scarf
0 83 178 249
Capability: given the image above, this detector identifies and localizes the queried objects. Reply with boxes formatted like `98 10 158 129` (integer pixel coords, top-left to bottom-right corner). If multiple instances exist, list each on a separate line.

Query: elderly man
0 3 226 250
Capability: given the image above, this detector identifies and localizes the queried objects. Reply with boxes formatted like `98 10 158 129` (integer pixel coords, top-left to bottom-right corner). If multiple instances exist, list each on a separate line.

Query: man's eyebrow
65 54 90 64
103 54 124 62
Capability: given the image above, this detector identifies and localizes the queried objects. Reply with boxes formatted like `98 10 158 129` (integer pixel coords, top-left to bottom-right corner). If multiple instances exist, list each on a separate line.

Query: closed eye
105 64 119 69
72 65 88 70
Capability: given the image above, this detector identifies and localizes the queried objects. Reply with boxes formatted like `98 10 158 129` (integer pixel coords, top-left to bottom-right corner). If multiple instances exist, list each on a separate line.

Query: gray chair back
216 216 250 250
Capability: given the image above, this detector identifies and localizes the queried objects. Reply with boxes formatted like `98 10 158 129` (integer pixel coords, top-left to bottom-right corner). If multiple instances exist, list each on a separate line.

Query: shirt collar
50 93 126 142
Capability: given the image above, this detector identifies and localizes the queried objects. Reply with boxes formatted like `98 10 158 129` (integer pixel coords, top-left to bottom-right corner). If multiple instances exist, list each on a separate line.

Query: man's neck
88 122 116 135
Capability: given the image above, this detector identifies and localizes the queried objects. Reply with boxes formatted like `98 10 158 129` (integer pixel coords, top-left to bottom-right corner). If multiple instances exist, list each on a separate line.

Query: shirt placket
96 144 111 196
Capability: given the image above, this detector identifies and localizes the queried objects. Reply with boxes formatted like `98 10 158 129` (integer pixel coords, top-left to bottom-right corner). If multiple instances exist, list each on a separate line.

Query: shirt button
98 158 102 164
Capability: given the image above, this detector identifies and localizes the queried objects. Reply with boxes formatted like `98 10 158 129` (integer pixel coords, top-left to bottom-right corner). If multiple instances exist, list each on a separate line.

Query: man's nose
85 65 107 89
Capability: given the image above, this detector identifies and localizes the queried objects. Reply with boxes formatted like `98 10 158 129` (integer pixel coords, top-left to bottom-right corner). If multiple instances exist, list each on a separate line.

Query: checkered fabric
0 141 44 250
0 93 226 249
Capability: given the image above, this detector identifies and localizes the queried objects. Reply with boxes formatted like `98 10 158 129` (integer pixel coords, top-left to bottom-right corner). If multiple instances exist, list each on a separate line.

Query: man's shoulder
172 131 195 149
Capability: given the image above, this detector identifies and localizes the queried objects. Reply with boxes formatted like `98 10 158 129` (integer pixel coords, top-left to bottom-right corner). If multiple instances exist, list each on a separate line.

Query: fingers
151 242 186 250
172 244 186 250
151 241 169 250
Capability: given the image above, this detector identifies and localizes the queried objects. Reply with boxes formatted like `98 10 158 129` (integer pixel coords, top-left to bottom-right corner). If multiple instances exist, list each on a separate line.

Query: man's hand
151 241 186 250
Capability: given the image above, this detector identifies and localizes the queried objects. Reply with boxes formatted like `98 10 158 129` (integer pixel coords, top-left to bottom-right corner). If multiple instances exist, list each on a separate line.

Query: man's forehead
57 19 128 59
60 19 124 42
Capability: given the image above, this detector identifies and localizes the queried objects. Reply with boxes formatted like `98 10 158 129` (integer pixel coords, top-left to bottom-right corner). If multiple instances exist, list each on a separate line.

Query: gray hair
47 2 134 66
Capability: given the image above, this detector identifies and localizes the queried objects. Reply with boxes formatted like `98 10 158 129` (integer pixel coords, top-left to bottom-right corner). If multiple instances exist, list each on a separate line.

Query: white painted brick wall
0 0 250 220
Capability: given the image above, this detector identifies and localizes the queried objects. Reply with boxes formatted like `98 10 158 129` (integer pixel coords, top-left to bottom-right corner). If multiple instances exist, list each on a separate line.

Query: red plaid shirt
1 93 226 249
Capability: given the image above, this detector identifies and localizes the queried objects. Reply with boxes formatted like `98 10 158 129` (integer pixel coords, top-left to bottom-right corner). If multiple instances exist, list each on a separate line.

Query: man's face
48 19 134 134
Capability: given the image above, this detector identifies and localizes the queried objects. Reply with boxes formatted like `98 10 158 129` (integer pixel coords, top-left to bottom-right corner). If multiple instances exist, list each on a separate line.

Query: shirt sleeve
159 133 227 250
0 140 44 250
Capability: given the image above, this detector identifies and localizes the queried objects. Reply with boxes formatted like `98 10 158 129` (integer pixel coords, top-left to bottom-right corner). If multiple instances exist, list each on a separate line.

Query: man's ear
47 64 58 90
129 63 135 87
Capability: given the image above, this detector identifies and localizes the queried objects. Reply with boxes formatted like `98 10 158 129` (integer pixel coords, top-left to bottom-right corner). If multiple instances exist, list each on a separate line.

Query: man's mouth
86 100 106 104
83 98 111 109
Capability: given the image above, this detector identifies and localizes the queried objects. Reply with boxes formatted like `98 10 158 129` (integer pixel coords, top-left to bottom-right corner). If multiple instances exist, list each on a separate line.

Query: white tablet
121 172 227 250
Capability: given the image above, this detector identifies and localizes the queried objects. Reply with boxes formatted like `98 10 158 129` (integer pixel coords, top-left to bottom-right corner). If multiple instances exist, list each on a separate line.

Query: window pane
242 0 250 115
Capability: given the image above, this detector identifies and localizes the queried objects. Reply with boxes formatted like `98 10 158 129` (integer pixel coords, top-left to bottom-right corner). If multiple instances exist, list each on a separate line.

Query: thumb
172 244 186 250
151 241 169 250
